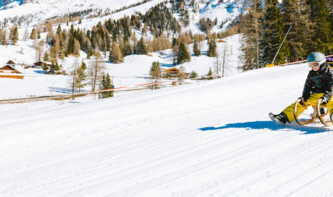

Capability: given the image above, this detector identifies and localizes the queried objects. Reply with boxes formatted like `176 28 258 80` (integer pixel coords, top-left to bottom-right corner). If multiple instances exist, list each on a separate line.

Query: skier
269 52 333 126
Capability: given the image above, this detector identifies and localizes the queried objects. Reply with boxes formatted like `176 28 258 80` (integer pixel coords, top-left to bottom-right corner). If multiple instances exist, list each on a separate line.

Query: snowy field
0 34 242 99
2 63 333 196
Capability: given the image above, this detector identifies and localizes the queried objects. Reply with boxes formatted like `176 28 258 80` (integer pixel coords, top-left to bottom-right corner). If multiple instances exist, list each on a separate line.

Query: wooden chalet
6 60 16 68
166 68 180 75
34 61 47 68
6 60 15 65
0 65 23 79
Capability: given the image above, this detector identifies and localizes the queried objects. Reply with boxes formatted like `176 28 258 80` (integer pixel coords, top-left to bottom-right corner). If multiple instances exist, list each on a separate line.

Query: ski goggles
308 62 320 68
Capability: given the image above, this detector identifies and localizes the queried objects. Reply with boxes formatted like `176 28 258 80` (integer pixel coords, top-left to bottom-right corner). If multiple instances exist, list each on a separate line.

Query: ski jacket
302 63 333 101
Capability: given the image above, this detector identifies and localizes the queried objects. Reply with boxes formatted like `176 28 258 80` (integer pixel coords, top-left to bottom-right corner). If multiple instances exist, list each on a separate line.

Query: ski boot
269 112 288 127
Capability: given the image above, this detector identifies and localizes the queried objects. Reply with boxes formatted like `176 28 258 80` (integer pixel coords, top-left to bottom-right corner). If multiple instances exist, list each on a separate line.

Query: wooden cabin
0 65 23 79
6 60 16 68
6 60 15 65
34 61 46 68
166 68 180 76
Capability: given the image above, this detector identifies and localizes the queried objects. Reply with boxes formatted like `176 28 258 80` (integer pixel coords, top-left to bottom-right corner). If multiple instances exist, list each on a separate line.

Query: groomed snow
1 63 333 196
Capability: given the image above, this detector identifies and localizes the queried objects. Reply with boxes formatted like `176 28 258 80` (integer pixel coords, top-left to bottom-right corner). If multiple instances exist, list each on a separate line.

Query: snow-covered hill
0 0 243 30
0 0 164 26
1 63 333 196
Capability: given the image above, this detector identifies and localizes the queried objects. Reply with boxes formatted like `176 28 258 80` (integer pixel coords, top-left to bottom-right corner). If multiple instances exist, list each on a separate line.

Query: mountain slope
1 63 333 196
0 0 243 31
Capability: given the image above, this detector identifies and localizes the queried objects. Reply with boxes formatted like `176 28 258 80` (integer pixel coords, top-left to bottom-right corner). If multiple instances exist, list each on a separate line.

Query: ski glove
320 97 329 105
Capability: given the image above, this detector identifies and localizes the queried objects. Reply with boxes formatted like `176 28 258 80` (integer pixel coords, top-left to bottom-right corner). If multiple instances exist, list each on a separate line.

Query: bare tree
89 50 105 91
215 51 220 75
177 65 187 85
222 42 227 78
23 28 29 41
70 59 80 98
35 40 44 61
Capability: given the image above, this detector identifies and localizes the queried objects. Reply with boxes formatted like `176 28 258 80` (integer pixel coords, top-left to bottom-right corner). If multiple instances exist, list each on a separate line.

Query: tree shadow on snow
160 63 175 68
199 121 332 135
49 87 86 94
34 70 46 74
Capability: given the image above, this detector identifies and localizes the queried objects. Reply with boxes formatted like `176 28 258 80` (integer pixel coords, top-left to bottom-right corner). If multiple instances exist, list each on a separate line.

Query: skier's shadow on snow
199 121 332 135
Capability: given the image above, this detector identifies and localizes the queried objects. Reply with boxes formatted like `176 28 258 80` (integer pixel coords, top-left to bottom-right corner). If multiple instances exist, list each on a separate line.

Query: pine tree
73 39 81 56
173 44 178 65
109 42 123 63
44 51 49 61
86 39 93 59
131 32 138 53
307 0 333 53
74 62 87 93
190 70 198 78
100 73 114 98
329 1 333 25
50 35 60 61
177 42 190 64
150 61 161 83
81 60 87 70
208 39 217 57
42 64 49 73
136 37 147 54
56 24 62 35
118 36 125 56
0 29 7 45
193 40 201 56
9 25 18 44
46 31 54 45
55 62 60 71
49 62 55 74
261 0 289 65
240 0 263 70
281 0 312 61
124 41 132 56
67 34 75 55
30 28 37 40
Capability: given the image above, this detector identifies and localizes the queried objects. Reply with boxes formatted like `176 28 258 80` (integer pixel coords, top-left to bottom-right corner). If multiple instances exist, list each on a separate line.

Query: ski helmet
307 52 326 65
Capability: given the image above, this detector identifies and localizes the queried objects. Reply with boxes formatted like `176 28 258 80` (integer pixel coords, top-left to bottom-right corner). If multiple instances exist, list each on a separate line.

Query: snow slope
2 63 333 196
0 0 243 33
0 0 155 19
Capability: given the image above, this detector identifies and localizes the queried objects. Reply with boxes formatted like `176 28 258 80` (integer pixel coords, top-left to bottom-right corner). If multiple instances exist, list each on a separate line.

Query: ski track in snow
1 64 333 196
